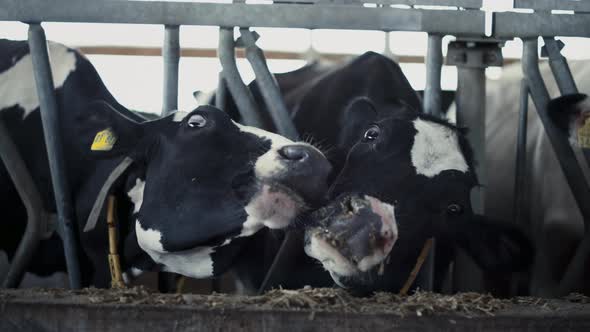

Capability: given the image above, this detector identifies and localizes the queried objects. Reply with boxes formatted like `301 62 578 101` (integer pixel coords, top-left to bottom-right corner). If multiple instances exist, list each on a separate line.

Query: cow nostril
278 145 309 162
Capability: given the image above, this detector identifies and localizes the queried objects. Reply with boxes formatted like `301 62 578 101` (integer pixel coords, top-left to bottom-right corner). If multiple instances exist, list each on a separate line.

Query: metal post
0 119 46 288
27 23 81 289
456 67 486 213
447 40 503 293
513 80 529 227
162 25 180 116
424 34 443 118
542 37 578 95
218 27 265 127
215 72 227 111
239 28 299 140
418 33 444 292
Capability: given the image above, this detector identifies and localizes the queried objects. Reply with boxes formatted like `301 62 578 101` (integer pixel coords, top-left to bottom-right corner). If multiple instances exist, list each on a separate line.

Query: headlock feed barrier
0 0 589 297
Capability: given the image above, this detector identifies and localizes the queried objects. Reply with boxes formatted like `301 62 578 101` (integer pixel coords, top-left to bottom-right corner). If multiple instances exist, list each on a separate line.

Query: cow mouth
304 194 398 279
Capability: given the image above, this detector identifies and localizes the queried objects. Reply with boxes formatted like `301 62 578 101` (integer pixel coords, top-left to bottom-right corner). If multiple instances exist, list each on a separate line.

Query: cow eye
363 125 381 142
446 203 463 215
187 114 207 128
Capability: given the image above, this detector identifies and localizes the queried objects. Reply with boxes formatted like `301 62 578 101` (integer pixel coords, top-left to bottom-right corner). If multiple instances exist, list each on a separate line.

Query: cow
210 51 533 294
0 39 332 288
479 60 590 296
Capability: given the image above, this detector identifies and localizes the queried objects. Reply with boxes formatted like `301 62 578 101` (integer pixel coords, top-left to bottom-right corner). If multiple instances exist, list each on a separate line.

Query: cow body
482 61 590 295
213 52 532 294
0 39 331 287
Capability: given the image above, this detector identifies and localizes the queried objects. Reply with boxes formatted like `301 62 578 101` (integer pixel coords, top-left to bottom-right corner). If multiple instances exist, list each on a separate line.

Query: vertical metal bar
215 72 227 111
239 28 299 140
522 38 590 224
27 23 81 289
218 27 264 127
513 80 529 227
162 25 180 116
424 34 443 118
418 34 444 292
543 37 578 95
456 67 487 213
0 118 45 288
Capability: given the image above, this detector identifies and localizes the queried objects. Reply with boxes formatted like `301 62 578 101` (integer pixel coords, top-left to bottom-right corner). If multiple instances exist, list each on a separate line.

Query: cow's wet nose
279 145 309 162
278 144 332 205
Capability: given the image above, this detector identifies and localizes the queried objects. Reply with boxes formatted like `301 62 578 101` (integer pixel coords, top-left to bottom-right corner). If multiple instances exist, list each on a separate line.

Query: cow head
81 102 331 278
304 97 532 292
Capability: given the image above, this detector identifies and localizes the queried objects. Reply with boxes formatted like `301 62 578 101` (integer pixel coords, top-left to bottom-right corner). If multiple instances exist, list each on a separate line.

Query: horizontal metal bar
0 0 485 35
493 12 590 38
514 0 590 12
276 0 483 8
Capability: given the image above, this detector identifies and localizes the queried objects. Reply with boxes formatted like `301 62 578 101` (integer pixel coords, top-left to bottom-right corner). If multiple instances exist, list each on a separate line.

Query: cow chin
240 182 307 237
303 194 398 283
135 220 219 279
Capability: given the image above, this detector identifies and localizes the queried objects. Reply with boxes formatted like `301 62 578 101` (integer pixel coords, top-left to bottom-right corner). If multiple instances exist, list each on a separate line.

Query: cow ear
339 97 378 148
445 215 534 273
77 100 145 158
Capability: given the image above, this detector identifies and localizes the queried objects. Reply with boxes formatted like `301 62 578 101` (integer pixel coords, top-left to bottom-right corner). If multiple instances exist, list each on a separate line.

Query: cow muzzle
270 144 332 205
303 194 397 278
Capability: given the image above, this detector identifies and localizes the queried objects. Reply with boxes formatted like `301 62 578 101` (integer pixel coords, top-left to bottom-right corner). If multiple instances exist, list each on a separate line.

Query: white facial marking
0 42 76 119
127 178 145 213
305 236 358 277
234 122 294 179
135 220 215 278
411 118 469 177
239 184 302 237
172 110 188 122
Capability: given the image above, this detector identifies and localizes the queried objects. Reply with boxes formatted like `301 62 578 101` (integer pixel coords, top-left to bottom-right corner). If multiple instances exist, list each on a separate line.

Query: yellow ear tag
91 128 117 151
577 115 590 149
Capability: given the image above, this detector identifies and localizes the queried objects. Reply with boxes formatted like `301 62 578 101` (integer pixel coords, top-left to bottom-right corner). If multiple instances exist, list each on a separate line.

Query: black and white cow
0 39 331 287
212 52 533 294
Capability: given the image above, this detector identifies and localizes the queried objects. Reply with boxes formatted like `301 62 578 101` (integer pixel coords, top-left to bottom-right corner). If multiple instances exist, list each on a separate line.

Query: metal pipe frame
542 38 578 96
0 118 46 288
514 0 590 12
513 80 529 228
162 25 180 116
215 72 227 111
522 38 590 297
239 28 299 141
1 1 486 36
424 34 443 118
494 12 590 38
27 23 81 289
217 28 264 128
418 33 444 292
456 67 486 213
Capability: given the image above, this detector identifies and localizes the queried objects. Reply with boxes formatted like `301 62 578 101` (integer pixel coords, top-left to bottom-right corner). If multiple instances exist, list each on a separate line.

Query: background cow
0 39 331 287
477 61 590 296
